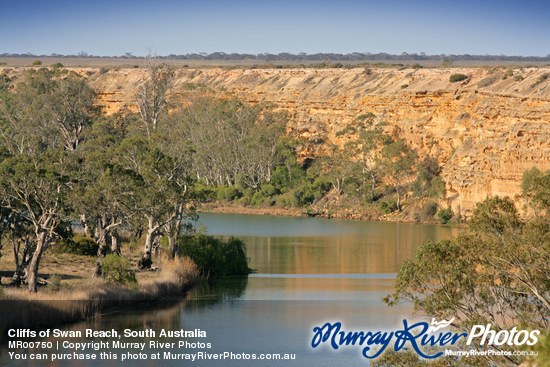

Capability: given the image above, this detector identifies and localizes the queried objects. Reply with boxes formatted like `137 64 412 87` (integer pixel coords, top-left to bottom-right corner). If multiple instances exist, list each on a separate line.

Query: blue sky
0 0 548 56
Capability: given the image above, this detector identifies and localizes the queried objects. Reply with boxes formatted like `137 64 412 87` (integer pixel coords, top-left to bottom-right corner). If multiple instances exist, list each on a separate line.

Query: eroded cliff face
86 66 550 217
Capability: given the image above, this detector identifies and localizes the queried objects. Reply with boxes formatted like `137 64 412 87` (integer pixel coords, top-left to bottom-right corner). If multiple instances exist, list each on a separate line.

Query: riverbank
0 257 201 340
198 199 450 225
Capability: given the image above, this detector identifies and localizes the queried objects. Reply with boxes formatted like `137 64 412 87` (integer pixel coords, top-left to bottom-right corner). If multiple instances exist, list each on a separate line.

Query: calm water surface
2 213 462 366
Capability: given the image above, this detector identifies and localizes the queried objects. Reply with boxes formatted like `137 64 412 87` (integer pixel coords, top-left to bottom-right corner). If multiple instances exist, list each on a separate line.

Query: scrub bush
178 235 251 277
449 74 468 83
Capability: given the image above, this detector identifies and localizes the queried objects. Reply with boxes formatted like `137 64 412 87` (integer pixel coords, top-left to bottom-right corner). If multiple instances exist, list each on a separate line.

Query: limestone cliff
84 67 550 217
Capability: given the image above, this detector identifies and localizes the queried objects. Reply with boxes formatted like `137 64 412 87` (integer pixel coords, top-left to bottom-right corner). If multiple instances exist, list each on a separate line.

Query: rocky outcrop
82 66 550 217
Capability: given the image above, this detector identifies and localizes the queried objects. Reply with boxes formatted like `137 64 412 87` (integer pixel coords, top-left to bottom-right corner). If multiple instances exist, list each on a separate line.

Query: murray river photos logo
311 318 540 360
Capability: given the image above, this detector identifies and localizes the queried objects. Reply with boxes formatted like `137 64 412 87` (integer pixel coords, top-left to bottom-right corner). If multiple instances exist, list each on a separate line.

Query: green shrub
101 254 137 287
335 125 357 136
290 179 330 207
477 76 498 88
530 73 549 88
260 183 278 197
250 191 268 206
32 60 42 66
216 186 243 201
47 274 62 293
514 75 524 81
503 67 514 79
380 198 397 214
179 235 251 277
53 236 98 256
355 112 376 122
421 200 438 217
437 208 453 224
51 62 64 69
449 74 468 83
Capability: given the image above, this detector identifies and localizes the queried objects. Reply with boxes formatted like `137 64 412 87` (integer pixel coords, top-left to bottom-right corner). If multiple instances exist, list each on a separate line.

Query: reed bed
0 257 201 339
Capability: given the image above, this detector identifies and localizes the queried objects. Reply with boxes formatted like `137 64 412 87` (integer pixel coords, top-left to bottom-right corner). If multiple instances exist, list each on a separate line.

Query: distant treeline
2 51 550 62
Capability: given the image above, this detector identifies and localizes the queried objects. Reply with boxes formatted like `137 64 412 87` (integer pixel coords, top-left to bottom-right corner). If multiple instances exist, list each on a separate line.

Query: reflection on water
0 214 462 366
199 213 462 275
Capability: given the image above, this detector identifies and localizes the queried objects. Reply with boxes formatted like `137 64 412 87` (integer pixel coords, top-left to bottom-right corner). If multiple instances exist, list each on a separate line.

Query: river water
1 213 461 366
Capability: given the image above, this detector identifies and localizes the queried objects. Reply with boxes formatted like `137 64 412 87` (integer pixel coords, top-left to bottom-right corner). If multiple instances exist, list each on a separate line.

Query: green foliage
101 254 137 287
216 186 243 201
503 67 514 79
179 234 252 277
1 68 98 153
530 73 549 88
335 125 357 136
51 63 64 69
411 158 445 199
173 96 286 190
379 139 418 211
32 60 42 66
386 192 550 366
522 167 550 213
47 274 62 293
468 196 521 235
249 185 278 206
477 76 498 88
525 331 550 366
53 236 98 256
421 200 438 218
379 197 397 214
400 84 408 89
449 73 468 83
355 112 376 125
182 82 197 90
437 207 453 224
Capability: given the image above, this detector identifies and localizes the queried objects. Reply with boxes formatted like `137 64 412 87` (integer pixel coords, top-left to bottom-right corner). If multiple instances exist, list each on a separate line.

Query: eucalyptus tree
330 114 393 201
355 127 393 200
155 120 196 259
385 195 550 366
236 105 286 189
0 67 97 288
313 143 356 197
47 73 98 151
0 151 73 292
0 203 35 286
379 139 418 211
133 53 174 138
0 148 32 285
114 136 181 269
74 149 141 275
176 96 286 189
0 68 97 154
0 70 53 155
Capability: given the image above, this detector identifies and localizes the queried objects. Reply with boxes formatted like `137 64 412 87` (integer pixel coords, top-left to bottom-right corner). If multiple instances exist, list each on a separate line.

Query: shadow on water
183 277 249 309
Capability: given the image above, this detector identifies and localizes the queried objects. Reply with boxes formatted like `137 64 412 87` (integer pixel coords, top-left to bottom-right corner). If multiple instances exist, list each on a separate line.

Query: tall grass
0 257 200 340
